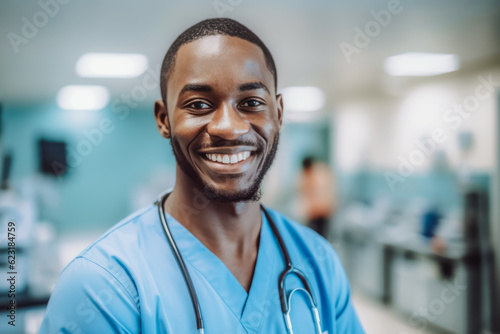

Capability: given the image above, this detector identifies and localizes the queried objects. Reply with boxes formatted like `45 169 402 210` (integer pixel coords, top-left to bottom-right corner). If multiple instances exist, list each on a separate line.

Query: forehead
167 35 273 97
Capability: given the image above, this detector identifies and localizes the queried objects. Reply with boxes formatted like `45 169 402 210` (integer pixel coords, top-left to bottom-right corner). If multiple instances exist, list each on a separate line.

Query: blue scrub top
40 204 365 334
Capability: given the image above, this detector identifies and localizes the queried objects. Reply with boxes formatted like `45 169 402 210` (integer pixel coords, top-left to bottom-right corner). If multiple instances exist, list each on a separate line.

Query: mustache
196 139 263 152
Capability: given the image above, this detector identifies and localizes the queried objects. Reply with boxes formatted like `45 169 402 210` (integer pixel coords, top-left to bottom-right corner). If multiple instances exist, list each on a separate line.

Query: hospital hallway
1 0 500 333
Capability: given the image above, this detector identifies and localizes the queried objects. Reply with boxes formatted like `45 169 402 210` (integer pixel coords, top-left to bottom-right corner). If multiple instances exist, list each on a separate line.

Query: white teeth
206 151 253 164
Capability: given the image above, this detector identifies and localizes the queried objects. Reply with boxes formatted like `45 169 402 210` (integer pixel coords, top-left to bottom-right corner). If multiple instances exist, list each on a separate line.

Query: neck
164 167 262 257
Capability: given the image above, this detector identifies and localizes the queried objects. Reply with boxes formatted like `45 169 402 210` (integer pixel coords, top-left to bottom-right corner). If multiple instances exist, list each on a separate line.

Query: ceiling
1 0 499 107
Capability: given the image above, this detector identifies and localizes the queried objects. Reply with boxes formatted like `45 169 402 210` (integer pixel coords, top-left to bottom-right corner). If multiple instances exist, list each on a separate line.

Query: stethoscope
156 192 323 334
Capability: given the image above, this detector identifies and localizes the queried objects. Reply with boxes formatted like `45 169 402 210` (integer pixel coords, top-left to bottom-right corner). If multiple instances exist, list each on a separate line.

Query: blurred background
0 0 499 333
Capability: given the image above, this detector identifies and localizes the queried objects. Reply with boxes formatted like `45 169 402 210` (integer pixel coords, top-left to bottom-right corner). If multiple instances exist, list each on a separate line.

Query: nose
206 103 250 140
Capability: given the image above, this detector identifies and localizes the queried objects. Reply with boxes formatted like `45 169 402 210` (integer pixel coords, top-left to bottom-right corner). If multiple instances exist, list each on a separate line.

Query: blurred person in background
297 156 336 238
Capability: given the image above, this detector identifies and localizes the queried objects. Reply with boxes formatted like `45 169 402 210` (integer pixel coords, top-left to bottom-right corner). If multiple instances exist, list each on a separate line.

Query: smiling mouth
204 151 252 164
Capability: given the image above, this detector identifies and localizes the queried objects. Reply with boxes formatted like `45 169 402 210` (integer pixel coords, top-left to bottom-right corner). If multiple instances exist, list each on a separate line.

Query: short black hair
302 156 314 169
159 18 277 103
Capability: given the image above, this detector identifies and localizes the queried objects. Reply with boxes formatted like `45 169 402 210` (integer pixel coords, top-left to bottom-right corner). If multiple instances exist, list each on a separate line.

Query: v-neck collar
164 208 276 327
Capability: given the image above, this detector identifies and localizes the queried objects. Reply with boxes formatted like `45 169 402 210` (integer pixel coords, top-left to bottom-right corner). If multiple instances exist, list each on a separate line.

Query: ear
154 100 171 139
275 93 284 128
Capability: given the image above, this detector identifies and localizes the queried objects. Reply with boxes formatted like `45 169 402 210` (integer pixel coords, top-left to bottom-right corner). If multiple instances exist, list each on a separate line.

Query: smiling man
40 18 365 333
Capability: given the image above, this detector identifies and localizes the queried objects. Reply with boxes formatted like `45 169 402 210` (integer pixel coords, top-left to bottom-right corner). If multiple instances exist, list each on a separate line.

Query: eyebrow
239 81 270 94
179 81 270 96
179 83 213 95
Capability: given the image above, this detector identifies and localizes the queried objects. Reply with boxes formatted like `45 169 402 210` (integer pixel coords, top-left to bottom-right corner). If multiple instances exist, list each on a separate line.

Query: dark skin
154 35 283 292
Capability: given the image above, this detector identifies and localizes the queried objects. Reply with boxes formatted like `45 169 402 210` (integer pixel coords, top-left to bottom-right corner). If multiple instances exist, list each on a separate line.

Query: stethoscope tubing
157 193 204 333
156 192 322 334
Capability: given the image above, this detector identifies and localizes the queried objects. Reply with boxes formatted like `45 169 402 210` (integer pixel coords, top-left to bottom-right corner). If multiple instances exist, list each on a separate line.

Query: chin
198 182 262 203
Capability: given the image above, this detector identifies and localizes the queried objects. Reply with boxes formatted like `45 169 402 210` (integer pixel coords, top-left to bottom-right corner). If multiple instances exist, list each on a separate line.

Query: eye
240 99 263 108
186 101 212 110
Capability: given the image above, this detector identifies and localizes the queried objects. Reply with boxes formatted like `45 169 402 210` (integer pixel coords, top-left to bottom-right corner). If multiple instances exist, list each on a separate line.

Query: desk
341 228 481 334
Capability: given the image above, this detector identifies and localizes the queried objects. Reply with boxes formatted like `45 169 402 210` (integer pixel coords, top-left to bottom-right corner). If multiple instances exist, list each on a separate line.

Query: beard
170 133 280 203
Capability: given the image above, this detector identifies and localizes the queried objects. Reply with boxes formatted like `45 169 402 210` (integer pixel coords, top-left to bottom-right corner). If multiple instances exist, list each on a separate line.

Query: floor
352 291 448 334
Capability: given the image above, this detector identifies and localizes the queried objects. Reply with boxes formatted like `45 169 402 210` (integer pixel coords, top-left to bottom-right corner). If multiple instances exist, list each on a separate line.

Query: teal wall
2 103 334 234
2 103 176 233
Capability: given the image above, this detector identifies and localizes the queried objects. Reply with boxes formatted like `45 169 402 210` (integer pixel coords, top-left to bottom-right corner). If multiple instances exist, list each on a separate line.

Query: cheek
253 113 280 141
173 110 209 132
172 115 207 152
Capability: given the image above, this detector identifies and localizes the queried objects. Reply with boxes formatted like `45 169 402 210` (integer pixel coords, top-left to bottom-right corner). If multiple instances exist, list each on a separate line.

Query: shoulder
41 205 160 332
263 207 332 248
262 207 340 268
59 204 159 296
40 256 142 333
82 204 157 249
74 204 157 262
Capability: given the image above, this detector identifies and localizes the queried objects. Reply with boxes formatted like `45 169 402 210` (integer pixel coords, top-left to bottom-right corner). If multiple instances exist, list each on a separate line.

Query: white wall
334 66 500 173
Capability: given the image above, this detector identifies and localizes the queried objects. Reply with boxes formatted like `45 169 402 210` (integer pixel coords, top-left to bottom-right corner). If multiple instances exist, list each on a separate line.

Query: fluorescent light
384 52 459 76
57 85 110 110
281 86 325 112
76 53 148 78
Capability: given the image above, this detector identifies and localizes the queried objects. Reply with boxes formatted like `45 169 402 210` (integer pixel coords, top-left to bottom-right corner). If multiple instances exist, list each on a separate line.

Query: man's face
156 35 283 202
